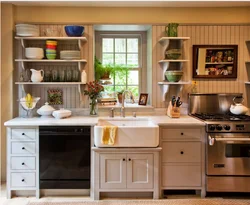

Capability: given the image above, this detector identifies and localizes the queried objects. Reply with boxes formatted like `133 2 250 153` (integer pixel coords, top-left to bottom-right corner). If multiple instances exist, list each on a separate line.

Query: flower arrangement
84 81 104 115
191 80 198 93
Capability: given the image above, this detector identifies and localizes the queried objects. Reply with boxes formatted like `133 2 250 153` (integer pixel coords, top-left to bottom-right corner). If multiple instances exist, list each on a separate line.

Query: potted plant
95 56 130 81
117 90 124 104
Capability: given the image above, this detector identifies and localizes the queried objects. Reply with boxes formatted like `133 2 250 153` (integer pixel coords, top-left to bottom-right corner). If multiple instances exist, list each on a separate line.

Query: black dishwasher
39 126 90 189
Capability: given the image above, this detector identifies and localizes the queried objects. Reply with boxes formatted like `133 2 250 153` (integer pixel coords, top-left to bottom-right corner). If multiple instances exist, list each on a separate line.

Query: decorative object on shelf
37 102 55 117
81 70 87 84
64 25 84 37
15 24 39 37
19 93 40 118
52 108 72 119
44 27 62 37
30 68 44 82
47 89 63 105
117 90 124 104
165 49 181 60
98 98 117 105
165 71 183 82
165 23 179 37
230 96 248 115
84 81 104 116
138 93 148 106
193 45 238 78
94 56 129 81
167 96 182 118
25 47 44 59
191 80 198 93
46 40 57 60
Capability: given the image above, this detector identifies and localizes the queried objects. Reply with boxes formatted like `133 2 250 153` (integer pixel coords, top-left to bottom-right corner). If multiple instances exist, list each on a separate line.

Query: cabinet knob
123 158 126 161
22 179 25 182
181 133 184 135
22 133 25 135
22 162 25 165
22 147 25 150
180 151 184 155
128 158 131 161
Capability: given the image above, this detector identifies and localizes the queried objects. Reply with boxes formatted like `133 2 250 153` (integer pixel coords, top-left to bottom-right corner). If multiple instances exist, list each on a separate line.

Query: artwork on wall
138 93 148 105
192 45 238 78
47 89 63 105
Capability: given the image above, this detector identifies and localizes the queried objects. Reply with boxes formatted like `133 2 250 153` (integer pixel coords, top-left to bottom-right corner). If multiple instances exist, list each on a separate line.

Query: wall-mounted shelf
15 59 87 63
15 36 87 49
205 62 233 65
159 37 190 43
159 59 189 63
246 61 250 64
158 81 191 85
245 82 250 84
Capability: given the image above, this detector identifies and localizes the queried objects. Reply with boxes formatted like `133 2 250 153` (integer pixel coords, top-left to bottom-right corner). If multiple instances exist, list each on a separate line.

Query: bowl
25 47 44 59
165 49 181 60
165 71 183 82
37 102 55 116
64 25 84 37
46 53 57 60
52 109 72 119
19 97 40 118
46 49 57 54
16 24 40 37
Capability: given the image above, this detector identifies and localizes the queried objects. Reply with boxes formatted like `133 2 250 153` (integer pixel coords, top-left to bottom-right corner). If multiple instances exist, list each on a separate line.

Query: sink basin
94 118 159 147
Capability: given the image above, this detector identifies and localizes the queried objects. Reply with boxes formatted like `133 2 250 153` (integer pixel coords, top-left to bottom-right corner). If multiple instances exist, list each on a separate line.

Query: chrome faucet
120 90 135 117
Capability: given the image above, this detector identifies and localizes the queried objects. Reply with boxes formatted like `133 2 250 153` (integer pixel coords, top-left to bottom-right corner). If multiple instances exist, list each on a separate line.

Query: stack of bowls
16 24 40 37
46 40 57 60
25 47 44 59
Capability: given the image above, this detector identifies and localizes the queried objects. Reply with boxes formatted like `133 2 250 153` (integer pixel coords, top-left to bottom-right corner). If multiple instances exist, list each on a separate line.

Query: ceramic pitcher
165 23 179 37
30 69 44 82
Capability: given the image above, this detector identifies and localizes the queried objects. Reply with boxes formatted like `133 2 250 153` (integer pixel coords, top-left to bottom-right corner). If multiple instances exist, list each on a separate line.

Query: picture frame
47 89 63 105
192 45 238 79
138 93 148 106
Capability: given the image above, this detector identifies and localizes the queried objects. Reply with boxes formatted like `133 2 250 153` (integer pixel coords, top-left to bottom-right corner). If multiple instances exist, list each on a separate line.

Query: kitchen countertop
4 115 205 127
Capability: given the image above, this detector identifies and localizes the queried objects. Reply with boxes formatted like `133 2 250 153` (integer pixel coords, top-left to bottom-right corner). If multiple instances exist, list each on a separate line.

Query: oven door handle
208 135 250 146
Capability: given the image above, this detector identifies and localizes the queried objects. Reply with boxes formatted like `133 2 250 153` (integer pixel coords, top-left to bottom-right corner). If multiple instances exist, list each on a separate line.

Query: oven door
207 133 250 176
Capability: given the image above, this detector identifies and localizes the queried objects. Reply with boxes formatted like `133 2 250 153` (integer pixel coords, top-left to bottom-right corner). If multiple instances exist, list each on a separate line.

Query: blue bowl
64 25 84 37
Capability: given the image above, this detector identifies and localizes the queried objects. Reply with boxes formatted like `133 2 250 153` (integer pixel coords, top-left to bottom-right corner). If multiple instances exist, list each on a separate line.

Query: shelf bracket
160 85 170 101
78 62 81 71
21 85 26 94
78 39 81 50
20 39 25 48
21 61 25 70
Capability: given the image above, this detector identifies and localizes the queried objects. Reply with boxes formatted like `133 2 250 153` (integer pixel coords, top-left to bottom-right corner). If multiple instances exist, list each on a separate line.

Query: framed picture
138 93 148 105
47 89 63 105
192 45 238 79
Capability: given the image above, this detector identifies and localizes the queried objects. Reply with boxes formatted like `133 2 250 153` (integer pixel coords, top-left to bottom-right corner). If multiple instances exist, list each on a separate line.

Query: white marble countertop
4 115 205 127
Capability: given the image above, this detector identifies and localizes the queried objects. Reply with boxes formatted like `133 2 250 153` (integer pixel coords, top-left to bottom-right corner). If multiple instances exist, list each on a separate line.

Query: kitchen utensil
52 108 72 119
171 96 176 106
230 96 248 115
37 102 55 116
175 96 183 107
64 25 84 37
30 69 44 82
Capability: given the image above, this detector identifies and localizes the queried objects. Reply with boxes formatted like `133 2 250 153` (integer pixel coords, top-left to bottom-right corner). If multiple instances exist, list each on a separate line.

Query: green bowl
46 54 56 60
165 71 183 82
165 49 181 60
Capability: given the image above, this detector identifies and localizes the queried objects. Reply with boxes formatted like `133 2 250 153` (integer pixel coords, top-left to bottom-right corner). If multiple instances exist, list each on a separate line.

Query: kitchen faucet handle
109 108 114 118
133 112 136 118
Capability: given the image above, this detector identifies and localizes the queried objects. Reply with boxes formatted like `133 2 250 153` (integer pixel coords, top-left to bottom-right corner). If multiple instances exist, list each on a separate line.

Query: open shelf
15 82 85 85
159 37 190 43
15 36 87 41
245 82 250 84
15 59 87 63
205 62 233 65
158 81 191 85
159 59 189 63
246 61 250 64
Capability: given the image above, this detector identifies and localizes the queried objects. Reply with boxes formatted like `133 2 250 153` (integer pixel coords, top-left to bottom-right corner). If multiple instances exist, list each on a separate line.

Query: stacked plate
25 47 44 59
16 24 40 37
46 40 57 59
60 50 80 60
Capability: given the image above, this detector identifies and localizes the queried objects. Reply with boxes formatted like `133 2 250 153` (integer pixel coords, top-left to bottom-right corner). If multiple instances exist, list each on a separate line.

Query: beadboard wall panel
153 25 250 108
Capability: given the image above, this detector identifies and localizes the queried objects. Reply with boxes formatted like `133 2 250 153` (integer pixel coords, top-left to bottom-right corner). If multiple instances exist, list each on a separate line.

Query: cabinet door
127 154 153 189
100 154 126 189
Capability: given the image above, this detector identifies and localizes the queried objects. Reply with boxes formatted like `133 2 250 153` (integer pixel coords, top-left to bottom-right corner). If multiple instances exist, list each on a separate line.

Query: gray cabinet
160 125 205 198
92 148 161 200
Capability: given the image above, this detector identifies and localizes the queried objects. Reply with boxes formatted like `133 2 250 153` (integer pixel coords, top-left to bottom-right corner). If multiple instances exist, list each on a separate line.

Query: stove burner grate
192 113 250 121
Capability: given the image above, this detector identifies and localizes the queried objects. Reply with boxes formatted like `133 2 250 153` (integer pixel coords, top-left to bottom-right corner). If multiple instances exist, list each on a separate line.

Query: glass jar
44 69 52 82
72 69 79 82
66 69 72 82
89 98 98 116
52 69 58 82
59 69 66 82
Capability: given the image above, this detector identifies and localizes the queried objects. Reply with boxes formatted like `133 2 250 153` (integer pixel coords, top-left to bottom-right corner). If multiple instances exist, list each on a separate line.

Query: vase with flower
84 81 104 116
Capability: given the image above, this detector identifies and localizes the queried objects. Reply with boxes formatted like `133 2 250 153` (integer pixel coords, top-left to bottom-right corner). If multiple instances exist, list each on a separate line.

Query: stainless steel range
189 93 250 193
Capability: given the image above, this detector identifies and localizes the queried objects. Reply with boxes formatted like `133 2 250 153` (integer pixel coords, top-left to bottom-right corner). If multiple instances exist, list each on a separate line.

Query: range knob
209 125 216 131
216 125 223 131
224 125 231 131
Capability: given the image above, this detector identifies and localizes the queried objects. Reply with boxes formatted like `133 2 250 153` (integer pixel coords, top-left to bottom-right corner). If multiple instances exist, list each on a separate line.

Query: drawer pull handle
181 133 184 135
123 158 126 161
180 151 184 155
22 147 25 150
128 158 131 161
22 162 25 165
22 179 25 182
22 133 25 135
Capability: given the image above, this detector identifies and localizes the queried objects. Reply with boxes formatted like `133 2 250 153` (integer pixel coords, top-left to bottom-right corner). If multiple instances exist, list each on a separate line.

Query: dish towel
101 126 117 145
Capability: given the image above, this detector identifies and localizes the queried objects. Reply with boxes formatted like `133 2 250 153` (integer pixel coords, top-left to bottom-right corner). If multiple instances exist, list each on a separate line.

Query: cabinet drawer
162 165 201 187
11 129 36 140
11 172 36 187
162 142 201 163
11 157 36 170
11 142 36 155
162 128 201 140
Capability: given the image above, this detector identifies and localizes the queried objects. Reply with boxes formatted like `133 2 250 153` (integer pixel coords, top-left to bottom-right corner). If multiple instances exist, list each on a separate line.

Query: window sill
99 103 154 109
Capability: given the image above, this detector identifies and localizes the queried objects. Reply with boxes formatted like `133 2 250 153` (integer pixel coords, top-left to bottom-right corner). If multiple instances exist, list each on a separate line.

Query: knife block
167 101 180 118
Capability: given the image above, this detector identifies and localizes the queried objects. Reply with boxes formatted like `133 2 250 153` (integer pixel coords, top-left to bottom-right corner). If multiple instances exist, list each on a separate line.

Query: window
96 32 143 101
